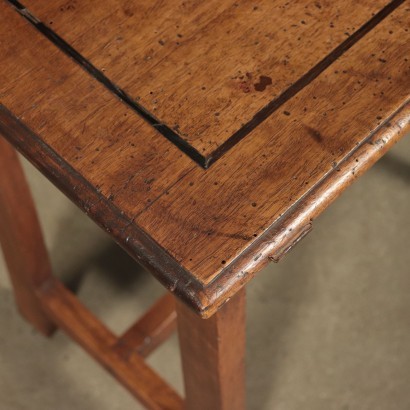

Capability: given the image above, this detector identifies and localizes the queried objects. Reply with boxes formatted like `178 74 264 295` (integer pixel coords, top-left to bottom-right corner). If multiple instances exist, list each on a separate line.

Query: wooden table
0 0 408 408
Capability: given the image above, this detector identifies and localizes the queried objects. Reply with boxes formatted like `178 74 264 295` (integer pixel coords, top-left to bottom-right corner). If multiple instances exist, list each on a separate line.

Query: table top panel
1 0 409 316
23 0 392 165
0 5 195 217
137 4 410 286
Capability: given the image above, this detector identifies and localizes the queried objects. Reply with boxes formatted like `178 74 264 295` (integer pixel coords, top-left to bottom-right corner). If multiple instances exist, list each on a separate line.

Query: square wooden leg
0 138 56 336
1 136 247 409
176 289 246 410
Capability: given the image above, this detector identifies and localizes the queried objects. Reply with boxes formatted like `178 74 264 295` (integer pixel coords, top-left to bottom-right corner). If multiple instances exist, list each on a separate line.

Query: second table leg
176 288 246 410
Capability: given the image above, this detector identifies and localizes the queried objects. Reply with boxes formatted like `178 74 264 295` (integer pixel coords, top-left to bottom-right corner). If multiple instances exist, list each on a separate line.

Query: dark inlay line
7 0 208 168
203 0 405 168
7 0 405 170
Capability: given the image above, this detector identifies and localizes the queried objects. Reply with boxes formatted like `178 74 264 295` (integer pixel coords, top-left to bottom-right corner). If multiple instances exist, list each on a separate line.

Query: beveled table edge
0 102 409 318
196 101 410 317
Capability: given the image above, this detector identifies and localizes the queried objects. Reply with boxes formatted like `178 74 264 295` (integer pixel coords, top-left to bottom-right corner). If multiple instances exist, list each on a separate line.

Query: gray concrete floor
1 135 410 410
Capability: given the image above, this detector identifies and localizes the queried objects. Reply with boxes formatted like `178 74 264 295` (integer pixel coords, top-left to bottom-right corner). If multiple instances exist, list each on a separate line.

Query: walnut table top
0 0 409 317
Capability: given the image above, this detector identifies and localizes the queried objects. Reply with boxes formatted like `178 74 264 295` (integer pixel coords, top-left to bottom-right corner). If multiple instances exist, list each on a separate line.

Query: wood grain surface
1 0 409 317
17 0 397 164
39 278 183 409
176 288 246 410
0 137 56 336
0 3 195 215
138 4 410 287
114 293 177 358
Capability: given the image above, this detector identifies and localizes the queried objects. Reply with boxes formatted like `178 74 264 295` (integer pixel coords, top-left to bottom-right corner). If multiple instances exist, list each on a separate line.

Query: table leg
176 288 246 410
0 138 56 336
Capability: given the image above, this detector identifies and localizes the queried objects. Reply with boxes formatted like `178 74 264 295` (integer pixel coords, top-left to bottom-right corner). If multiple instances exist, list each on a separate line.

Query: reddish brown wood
114 293 177 358
195 103 410 315
0 137 56 336
138 5 410 290
23 0 394 160
0 3 195 219
0 136 182 408
176 289 246 410
38 278 183 410
0 0 408 320
1 1 409 409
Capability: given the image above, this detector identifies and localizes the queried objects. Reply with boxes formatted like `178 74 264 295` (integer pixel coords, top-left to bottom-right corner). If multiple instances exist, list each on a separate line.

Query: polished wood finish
139 4 410 287
0 135 183 408
38 278 183 410
176 289 246 410
0 137 56 336
114 293 177 358
0 0 408 317
23 0 392 161
1 1 409 409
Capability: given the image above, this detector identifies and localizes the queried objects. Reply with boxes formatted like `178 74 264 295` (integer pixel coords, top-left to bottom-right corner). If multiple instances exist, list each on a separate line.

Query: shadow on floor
379 152 410 185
